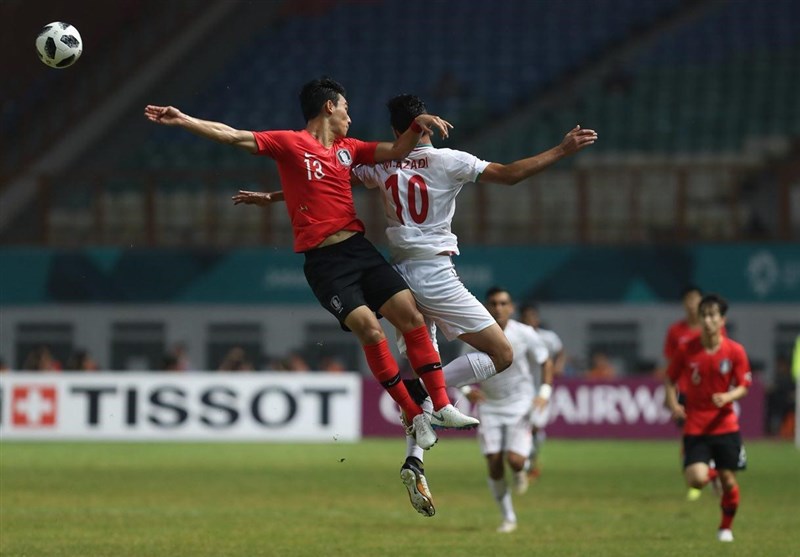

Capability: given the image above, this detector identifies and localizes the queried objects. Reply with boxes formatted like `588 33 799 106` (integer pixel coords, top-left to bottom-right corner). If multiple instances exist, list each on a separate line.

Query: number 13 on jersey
385 174 429 224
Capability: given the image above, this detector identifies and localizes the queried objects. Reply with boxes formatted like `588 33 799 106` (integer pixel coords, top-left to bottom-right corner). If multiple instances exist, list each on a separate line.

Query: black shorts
683 431 747 471
303 232 409 327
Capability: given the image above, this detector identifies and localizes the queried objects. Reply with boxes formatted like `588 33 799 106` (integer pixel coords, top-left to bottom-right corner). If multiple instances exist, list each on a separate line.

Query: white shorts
393 257 495 353
530 403 551 429
477 409 532 457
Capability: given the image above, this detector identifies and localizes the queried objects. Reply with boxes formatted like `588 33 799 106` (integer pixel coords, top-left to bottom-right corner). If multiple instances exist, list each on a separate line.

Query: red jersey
663 320 701 361
666 336 752 436
253 130 378 252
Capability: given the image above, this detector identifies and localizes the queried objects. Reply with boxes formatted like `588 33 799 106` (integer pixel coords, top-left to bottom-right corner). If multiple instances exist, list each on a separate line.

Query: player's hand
465 389 486 404
532 395 549 410
559 125 598 154
232 190 274 206
414 114 453 139
144 105 184 125
711 392 730 408
669 404 687 423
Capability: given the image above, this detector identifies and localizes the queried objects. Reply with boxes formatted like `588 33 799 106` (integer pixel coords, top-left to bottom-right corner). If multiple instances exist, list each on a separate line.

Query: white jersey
463 319 549 419
530 327 563 389
352 144 489 261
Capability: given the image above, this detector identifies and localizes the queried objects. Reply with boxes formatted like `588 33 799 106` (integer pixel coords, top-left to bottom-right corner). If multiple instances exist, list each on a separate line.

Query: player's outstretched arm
373 113 453 163
479 125 598 185
144 105 258 153
232 190 284 206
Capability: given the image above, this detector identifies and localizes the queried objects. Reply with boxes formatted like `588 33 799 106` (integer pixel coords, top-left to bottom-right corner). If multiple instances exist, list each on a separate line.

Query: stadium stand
2 0 798 246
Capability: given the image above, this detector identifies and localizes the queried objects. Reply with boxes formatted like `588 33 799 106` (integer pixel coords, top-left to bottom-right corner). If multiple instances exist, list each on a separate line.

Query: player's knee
719 472 737 491
494 344 514 372
350 321 385 346
361 327 386 346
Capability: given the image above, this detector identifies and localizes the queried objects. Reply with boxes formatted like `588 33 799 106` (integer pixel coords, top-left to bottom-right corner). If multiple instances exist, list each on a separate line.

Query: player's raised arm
373 113 453 163
144 105 258 153
479 125 598 186
232 190 284 206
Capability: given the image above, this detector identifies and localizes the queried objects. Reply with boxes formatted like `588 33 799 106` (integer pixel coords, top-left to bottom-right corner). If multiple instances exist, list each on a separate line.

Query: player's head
698 293 728 335
485 286 514 326
699 293 728 316
681 284 703 318
519 302 541 328
387 94 427 135
299 77 349 126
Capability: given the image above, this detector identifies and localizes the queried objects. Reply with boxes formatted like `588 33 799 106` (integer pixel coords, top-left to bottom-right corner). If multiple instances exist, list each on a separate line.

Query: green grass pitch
1 438 798 557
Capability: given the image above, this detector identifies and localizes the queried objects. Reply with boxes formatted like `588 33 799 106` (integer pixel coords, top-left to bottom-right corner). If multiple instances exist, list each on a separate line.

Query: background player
519 302 564 481
664 293 752 543
462 287 551 533
663 285 726 500
146 77 477 451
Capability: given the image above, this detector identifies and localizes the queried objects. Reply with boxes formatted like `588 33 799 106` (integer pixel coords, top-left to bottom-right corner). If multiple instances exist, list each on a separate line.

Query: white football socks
488 477 516 523
443 352 497 387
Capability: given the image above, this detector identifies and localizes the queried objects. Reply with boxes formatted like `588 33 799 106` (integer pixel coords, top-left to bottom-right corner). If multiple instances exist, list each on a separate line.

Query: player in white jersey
461 287 552 532
519 303 565 481
350 94 593 517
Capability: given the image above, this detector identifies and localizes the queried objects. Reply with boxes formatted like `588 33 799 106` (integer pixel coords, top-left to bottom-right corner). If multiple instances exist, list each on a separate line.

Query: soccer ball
36 22 83 69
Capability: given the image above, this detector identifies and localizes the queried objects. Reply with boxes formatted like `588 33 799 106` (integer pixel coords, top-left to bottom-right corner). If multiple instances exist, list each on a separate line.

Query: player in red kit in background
664 293 752 543
663 285 728 500
145 76 478 451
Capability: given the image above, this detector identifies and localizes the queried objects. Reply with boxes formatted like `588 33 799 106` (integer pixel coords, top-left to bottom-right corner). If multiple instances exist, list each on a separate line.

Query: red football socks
719 485 740 530
403 326 449 410
363 339 421 418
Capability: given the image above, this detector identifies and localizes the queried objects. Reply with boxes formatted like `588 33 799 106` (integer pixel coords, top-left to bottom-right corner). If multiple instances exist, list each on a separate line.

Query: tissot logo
12 386 57 427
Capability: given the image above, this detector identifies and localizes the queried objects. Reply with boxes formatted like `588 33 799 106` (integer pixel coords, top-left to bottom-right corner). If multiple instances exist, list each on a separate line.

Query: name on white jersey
380 157 429 170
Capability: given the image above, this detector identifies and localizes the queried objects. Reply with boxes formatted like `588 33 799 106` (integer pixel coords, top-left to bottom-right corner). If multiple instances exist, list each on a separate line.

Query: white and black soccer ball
36 22 83 69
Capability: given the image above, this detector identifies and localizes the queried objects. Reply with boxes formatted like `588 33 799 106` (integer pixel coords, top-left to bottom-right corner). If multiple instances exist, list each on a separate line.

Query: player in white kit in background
519 303 565 481
461 287 553 533
351 94 596 517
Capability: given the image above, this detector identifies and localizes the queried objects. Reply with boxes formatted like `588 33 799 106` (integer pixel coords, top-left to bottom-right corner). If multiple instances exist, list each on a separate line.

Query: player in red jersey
145 77 479 449
664 293 752 543
663 285 729 500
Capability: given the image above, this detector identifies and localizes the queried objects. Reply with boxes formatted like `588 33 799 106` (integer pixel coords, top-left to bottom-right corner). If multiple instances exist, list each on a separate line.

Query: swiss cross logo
12 386 57 427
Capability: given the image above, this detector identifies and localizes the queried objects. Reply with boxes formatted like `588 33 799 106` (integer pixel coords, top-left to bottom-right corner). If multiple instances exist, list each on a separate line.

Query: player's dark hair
519 301 539 314
299 77 346 122
485 286 511 300
681 284 702 298
699 293 728 316
387 94 427 133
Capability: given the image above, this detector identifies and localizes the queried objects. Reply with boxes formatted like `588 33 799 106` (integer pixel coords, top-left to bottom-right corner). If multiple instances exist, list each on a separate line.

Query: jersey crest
336 149 353 167
719 358 732 375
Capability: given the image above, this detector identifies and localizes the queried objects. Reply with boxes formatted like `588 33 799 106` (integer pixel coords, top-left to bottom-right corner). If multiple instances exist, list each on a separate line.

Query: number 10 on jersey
384 174 429 224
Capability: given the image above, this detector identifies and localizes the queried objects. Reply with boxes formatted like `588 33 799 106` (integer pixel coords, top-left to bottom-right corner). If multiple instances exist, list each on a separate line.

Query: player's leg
344 306 437 449
528 404 551 480
481 420 517 532
682 435 714 490
506 414 533 496
379 290 478 429
457 324 513 378
398 378 436 516
394 257 511 389
304 235 437 449
711 432 746 542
